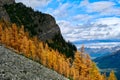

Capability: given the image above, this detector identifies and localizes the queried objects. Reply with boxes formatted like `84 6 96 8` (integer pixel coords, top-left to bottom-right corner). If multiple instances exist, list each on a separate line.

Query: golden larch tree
108 70 117 80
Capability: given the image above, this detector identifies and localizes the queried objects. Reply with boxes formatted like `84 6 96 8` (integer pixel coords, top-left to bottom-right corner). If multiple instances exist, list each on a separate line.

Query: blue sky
15 0 120 48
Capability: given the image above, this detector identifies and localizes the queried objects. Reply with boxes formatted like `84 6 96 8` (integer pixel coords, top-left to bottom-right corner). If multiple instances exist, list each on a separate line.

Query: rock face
37 14 60 41
2 2 60 41
33 13 61 41
0 0 60 41
0 0 15 6
0 45 68 80
0 6 10 21
0 0 15 21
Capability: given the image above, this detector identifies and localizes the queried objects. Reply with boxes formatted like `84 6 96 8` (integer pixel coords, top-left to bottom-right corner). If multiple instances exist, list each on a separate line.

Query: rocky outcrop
0 0 15 21
0 0 60 41
33 13 61 41
0 6 10 21
4 2 60 41
0 45 68 80
0 0 15 6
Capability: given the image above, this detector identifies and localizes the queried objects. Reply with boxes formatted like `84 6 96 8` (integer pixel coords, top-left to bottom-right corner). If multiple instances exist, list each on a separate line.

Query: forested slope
0 20 117 80
3 2 77 58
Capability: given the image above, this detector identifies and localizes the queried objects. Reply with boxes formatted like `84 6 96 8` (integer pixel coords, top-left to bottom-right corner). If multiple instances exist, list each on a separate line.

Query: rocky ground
0 45 68 80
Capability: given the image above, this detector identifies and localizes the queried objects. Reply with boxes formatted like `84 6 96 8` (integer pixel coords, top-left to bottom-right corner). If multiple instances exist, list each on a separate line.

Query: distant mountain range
84 45 120 59
94 49 120 80
76 39 120 59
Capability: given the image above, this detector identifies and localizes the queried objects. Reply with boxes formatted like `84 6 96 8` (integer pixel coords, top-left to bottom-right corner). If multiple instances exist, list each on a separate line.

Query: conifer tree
0 24 3 42
4 28 10 46
108 70 117 80
72 51 87 79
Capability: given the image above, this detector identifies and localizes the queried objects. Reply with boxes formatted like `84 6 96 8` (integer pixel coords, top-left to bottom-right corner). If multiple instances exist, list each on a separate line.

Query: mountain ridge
84 45 120 59
94 49 120 80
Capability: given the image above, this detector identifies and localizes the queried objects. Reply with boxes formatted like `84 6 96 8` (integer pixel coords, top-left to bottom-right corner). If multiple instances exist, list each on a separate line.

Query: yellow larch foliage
108 70 117 80
0 20 117 80
0 24 3 42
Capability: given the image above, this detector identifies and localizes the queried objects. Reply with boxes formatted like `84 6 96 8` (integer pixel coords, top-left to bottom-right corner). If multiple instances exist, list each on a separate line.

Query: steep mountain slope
94 50 120 69
94 50 120 79
4 3 60 40
0 0 76 58
0 45 68 80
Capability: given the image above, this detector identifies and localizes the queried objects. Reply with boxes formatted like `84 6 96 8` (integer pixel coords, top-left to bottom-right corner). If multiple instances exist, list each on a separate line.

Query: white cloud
73 14 93 23
15 0 51 8
57 20 77 41
57 17 120 43
80 0 89 7
87 1 115 13
80 0 120 16
100 7 120 16
95 17 120 25
53 3 70 18
76 42 120 49
57 20 74 34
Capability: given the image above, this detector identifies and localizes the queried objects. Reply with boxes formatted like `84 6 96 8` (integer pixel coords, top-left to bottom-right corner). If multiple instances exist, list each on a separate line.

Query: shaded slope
94 50 120 80
94 50 120 69
0 45 68 80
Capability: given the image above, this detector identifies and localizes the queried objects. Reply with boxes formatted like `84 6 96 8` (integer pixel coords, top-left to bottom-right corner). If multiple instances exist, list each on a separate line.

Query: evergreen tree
108 70 117 80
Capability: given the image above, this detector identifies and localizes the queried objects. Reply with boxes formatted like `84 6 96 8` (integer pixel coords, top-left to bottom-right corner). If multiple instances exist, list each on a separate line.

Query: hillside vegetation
4 3 77 58
0 20 117 80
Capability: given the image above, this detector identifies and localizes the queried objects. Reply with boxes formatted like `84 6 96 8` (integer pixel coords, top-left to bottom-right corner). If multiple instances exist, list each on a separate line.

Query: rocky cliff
0 0 60 41
0 45 68 80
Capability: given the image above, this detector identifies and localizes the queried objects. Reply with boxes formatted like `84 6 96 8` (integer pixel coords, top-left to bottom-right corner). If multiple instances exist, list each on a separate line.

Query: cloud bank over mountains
59 17 120 41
